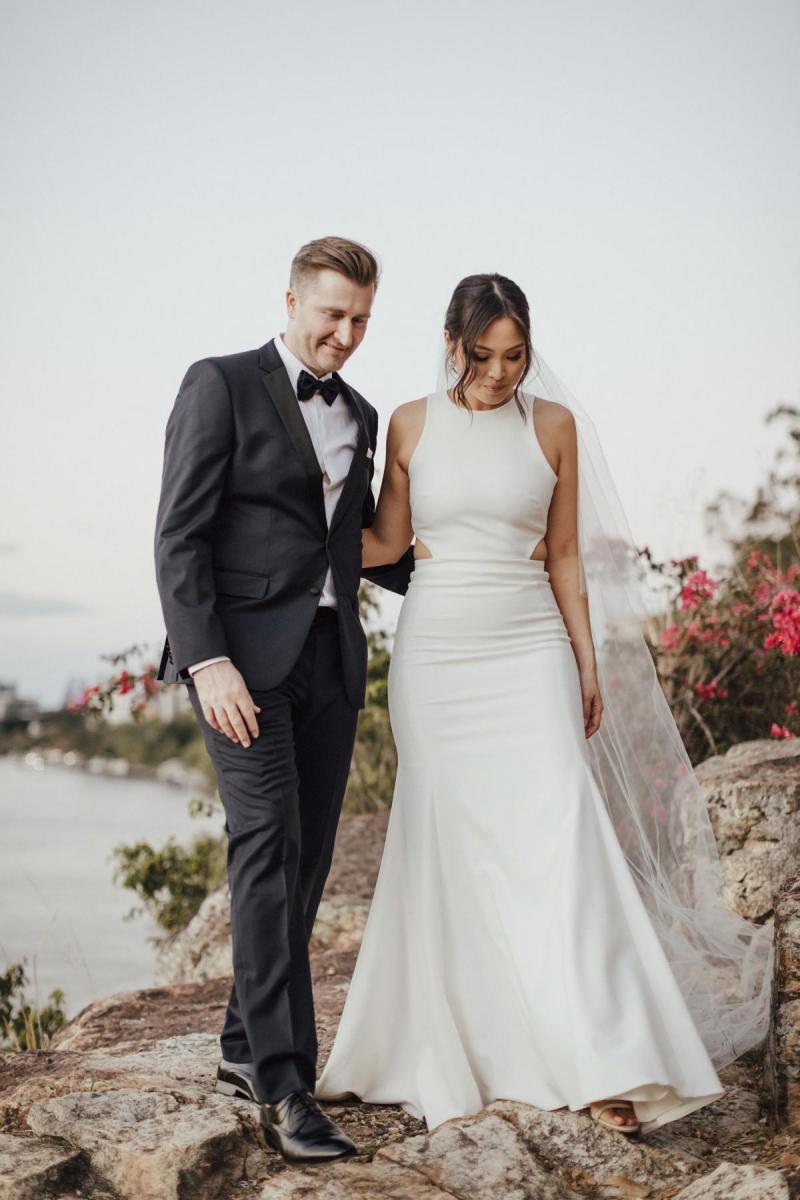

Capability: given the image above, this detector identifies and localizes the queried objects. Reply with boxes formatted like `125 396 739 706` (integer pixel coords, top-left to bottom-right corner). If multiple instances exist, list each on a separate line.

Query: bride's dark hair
444 274 536 417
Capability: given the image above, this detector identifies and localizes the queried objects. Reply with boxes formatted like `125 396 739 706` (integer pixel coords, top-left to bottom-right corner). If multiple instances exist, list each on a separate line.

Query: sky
1 0 798 708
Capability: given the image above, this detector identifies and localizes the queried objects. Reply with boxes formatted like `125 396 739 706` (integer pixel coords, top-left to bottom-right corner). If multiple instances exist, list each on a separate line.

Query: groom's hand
192 661 261 747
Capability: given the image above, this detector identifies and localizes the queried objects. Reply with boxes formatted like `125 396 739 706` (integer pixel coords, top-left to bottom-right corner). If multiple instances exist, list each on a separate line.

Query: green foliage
111 834 227 935
343 582 397 812
0 961 66 1050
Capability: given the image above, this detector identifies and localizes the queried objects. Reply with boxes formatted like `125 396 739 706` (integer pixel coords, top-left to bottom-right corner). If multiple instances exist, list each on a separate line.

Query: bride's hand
579 668 603 738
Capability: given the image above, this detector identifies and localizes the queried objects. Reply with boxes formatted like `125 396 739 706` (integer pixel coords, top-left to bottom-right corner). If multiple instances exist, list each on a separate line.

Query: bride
314 273 774 1135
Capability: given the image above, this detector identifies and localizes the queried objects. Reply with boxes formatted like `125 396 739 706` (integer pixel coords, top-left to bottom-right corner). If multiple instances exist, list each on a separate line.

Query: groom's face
284 268 374 378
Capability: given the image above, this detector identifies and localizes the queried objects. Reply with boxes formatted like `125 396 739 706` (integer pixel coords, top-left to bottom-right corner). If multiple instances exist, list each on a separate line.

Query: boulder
695 738 800 922
764 876 800 1131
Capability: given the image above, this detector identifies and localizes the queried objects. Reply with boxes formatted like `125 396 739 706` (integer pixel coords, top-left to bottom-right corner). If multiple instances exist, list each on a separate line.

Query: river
0 756 225 1022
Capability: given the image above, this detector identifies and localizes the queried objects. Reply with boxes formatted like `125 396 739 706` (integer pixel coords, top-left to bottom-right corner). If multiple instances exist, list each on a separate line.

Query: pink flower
785 702 798 716
770 723 795 739
679 570 719 612
747 549 773 573
763 588 800 656
694 681 728 701
754 581 773 608
660 624 681 651
117 670 134 696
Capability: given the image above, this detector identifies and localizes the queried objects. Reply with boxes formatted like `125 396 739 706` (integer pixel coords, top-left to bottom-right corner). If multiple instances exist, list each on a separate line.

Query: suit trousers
188 605 359 1103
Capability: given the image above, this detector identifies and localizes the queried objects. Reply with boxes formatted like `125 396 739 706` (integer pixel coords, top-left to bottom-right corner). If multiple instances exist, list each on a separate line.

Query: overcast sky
2 0 798 708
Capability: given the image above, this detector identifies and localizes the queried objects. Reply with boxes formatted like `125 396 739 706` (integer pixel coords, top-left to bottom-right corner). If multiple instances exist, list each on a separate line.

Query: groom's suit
154 336 414 1103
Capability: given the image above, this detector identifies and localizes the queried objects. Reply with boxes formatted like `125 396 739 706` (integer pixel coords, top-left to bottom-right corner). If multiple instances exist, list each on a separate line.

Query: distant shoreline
1 748 213 794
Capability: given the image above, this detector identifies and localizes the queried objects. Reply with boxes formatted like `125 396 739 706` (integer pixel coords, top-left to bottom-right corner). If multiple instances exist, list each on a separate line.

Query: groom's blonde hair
290 236 381 294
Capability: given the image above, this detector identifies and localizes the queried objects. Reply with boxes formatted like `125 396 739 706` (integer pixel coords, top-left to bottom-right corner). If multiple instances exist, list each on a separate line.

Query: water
0 757 225 1020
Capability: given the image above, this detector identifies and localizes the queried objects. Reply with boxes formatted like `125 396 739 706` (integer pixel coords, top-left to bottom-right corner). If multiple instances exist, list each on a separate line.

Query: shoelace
279 1091 325 1127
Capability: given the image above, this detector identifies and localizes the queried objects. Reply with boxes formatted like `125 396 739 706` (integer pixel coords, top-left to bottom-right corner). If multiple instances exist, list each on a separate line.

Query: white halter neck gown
314 389 725 1132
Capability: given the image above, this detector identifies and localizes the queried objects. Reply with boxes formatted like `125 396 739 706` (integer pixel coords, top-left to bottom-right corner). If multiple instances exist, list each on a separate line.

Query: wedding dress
313 386 749 1132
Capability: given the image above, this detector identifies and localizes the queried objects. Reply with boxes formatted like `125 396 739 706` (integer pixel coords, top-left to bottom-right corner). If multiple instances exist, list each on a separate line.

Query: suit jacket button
309 586 321 595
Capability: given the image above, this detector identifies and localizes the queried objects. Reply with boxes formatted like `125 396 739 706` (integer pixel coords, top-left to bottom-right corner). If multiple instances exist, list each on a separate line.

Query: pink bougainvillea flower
786 702 798 716
763 588 800 656
770 723 795 739
747 549 773 573
679 569 719 612
660 624 681 651
117 669 135 696
694 681 728 701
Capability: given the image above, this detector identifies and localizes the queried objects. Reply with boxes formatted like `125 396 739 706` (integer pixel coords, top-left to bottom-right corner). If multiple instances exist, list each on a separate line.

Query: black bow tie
297 369 343 407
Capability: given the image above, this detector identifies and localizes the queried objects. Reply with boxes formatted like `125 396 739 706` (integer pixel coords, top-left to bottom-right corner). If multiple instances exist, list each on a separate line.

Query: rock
308 896 370 954
641 1081 763 1162
154 887 233 986
490 1101 699 1196
695 738 800 922
671 1159 790 1198
48 977 230 1054
378 1108 585 1198
0 1131 86 1199
26 1088 250 1200
765 875 800 1131
260 1158 460 1198
155 810 391 986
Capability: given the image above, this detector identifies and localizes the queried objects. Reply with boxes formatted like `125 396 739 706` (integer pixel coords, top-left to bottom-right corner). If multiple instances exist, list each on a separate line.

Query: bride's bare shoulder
531 395 574 427
391 396 428 423
388 397 428 469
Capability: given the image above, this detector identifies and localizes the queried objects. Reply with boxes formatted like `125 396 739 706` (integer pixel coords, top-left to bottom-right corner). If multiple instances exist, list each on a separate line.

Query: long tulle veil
436 348 774 1069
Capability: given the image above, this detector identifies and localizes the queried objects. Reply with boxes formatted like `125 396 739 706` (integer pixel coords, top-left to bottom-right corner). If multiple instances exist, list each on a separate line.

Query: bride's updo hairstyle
444 274 536 419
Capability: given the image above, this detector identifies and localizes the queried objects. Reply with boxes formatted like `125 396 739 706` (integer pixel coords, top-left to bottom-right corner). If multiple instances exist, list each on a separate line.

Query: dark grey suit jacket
154 338 415 710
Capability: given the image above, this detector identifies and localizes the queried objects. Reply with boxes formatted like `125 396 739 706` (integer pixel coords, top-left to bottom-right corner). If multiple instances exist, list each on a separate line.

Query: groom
154 236 414 1163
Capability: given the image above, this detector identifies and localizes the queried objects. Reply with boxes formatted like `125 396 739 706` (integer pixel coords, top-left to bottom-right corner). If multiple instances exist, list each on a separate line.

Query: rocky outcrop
765 875 800 1133
2 747 799 1198
695 737 800 922
2 1008 798 1199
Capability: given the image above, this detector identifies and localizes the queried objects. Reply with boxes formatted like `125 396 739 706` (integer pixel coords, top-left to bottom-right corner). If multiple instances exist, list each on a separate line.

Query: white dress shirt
187 334 359 676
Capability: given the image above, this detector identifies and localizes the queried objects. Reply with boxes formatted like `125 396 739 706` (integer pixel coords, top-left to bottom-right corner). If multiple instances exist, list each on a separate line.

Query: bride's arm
362 401 420 568
541 406 597 677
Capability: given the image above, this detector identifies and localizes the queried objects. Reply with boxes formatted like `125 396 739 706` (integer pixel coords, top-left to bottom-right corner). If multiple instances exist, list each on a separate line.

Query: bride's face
446 316 527 406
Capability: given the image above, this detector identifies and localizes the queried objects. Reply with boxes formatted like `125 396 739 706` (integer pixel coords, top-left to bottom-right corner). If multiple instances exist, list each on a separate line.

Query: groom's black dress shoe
215 1062 258 1104
259 1090 358 1163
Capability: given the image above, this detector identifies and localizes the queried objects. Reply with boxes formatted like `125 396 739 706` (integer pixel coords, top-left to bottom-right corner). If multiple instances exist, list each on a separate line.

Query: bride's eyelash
474 354 523 363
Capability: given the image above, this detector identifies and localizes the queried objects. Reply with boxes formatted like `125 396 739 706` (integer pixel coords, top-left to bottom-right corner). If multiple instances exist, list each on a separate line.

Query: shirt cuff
187 656 231 676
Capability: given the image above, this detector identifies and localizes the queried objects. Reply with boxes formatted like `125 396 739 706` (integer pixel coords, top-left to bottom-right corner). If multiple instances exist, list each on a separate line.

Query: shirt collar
273 333 333 398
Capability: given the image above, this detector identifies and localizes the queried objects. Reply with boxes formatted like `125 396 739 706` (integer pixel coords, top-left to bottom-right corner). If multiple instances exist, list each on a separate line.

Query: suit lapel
329 379 370 535
257 339 371 535
258 341 322 483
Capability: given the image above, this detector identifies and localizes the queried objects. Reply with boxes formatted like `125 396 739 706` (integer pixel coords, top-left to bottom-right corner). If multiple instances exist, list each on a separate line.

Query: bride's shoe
588 1098 641 1134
